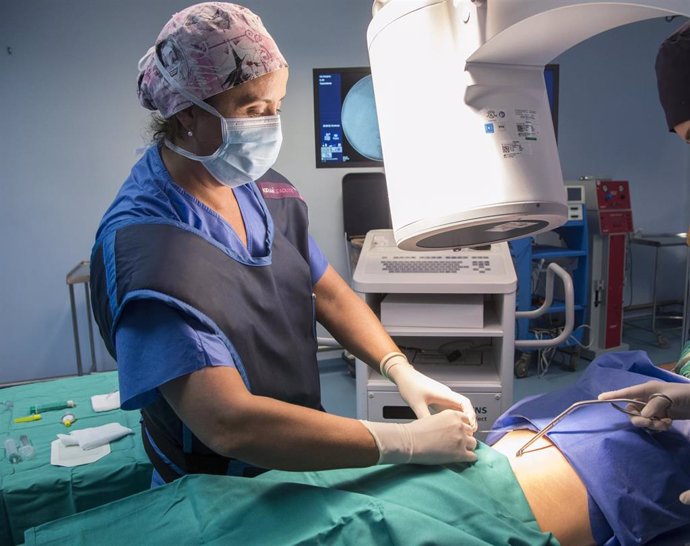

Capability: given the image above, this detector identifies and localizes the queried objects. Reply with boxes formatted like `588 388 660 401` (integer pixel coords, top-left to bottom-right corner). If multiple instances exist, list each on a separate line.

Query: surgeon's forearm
219 394 379 471
314 265 398 369
160 365 379 471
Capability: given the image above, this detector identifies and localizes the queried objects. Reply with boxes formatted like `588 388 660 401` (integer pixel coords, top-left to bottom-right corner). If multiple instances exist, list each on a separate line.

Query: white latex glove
360 410 478 465
381 352 477 430
598 381 690 431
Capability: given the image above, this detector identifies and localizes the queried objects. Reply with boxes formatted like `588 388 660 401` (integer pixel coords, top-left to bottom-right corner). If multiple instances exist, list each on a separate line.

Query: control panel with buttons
594 180 633 234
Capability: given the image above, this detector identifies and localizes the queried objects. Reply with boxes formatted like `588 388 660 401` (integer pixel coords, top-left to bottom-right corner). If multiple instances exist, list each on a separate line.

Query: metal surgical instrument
514 394 673 457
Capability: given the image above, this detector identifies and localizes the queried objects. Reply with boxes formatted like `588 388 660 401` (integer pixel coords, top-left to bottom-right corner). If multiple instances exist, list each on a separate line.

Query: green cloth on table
0 372 151 546
24 443 558 546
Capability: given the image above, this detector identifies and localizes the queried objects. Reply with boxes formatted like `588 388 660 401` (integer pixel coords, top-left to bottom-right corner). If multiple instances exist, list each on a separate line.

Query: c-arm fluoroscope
359 1 690 351
368 0 690 251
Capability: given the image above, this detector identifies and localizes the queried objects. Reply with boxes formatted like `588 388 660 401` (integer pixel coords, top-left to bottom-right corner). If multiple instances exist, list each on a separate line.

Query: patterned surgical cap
137 2 288 119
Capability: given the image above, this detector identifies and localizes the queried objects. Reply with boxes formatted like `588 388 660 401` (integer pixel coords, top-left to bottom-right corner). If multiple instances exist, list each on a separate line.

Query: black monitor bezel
545 63 560 139
312 66 384 169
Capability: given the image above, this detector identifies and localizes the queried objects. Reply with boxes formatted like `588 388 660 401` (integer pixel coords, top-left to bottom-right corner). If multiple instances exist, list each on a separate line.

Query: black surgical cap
656 20 690 131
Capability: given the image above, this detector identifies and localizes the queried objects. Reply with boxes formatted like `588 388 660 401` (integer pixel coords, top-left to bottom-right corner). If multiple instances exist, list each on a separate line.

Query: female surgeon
89 2 478 486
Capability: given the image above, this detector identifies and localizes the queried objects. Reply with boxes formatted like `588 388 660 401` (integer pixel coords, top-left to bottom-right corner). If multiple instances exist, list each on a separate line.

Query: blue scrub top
100 146 329 410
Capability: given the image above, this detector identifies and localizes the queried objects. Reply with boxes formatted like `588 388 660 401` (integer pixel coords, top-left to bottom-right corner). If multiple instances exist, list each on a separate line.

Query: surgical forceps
515 393 673 457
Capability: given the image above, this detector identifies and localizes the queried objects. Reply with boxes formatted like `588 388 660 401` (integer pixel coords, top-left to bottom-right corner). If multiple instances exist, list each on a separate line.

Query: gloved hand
380 352 478 430
360 410 478 465
598 380 690 431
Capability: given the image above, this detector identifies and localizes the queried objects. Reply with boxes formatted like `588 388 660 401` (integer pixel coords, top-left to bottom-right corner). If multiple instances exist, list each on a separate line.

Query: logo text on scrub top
259 182 304 201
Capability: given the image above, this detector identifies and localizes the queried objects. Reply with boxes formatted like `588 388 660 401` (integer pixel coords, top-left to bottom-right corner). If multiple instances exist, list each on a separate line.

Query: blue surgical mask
153 50 283 187
164 115 282 187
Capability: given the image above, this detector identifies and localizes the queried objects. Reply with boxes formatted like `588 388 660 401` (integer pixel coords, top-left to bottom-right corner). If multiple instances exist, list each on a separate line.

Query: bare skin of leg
492 430 595 546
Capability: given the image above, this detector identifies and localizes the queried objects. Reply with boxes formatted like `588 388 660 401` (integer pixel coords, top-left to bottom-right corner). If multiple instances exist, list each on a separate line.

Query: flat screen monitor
313 64 560 168
313 67 383 169
566 185 584 203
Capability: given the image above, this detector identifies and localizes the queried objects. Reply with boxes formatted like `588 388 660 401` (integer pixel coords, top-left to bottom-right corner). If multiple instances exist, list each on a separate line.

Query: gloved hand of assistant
360 410 478 465
598 380 690 431
380 352 478 430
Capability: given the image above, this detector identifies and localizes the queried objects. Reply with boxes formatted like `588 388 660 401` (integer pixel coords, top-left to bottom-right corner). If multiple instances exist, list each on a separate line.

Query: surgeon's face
208 67 288 119
183 67 288 156
673 119 690 142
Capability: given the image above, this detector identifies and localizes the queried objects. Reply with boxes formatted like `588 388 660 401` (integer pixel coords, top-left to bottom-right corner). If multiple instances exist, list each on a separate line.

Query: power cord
566 324 593 350
531 328 560 377
398 340 492 366
530 324 592 377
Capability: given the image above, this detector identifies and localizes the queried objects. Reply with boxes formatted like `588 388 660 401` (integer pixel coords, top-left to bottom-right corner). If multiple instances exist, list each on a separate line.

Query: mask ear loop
151 44 223 119
147 44 229 160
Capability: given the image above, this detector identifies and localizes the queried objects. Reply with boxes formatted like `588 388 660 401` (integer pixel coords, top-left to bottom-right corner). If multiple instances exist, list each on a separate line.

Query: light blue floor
318 314 684 419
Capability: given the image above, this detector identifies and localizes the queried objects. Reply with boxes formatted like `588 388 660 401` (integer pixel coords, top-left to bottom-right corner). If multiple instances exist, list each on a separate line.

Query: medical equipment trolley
352 229 517 438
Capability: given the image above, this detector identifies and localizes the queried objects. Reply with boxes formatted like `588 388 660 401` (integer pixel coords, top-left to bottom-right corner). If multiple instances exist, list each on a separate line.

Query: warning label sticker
515 109 539 141
485 109 506 121
482 107 537 159
501 141 524 159
517 122 537 140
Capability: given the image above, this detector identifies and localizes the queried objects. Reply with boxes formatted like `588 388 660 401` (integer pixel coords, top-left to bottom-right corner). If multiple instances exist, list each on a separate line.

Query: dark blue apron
90 170 321 480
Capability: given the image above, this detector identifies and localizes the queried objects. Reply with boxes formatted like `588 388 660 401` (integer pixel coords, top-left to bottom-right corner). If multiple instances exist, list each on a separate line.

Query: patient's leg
492 431 594 546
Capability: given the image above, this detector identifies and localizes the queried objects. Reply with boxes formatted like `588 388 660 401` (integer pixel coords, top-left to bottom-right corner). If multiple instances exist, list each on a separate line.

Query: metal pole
68 284 83 376
651 246 660 336
84 283 97 373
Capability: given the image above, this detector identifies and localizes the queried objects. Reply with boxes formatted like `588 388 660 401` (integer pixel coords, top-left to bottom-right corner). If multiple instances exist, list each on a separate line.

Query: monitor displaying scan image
313 67 384 168
313 64 560 168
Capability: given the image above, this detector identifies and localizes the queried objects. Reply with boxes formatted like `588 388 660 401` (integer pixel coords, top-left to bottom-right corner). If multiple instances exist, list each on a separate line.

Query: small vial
61 412 76 427
18 435 35 460
4 437 21 464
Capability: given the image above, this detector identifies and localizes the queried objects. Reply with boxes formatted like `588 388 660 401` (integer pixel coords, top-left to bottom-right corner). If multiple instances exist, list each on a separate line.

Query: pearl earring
187 130 193 137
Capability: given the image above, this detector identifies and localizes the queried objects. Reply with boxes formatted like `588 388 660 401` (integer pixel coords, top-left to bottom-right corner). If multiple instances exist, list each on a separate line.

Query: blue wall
555 17 690 306
0 0 373 384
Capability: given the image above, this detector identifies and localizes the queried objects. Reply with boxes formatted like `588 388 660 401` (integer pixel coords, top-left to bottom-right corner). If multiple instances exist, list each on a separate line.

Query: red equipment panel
605 234 626 348
599 211 634 234
595 180 633 234
595 180 631 210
